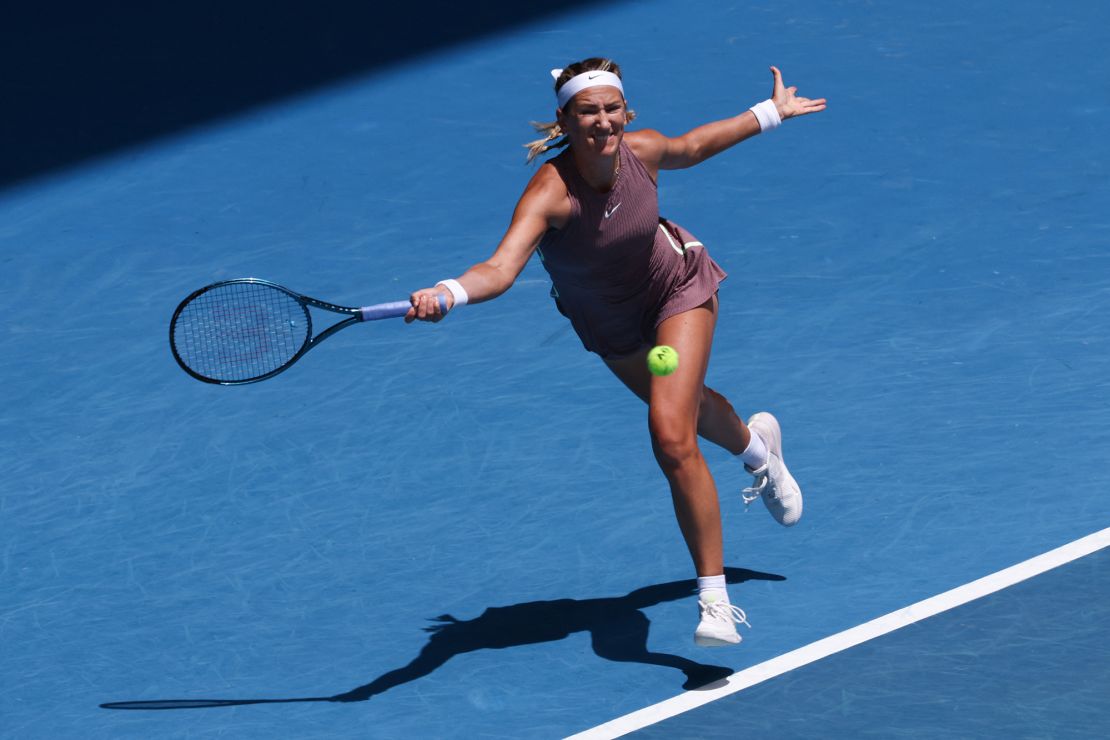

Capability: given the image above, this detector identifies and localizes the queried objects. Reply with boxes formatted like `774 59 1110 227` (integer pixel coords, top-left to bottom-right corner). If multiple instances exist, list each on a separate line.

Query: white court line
568 526 1110 740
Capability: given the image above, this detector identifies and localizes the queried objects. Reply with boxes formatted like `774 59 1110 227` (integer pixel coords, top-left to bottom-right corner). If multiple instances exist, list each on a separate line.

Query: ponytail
523 120 569 163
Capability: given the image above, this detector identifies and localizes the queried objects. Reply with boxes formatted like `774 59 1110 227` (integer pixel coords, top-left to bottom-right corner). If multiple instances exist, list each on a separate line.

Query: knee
649 415 700 471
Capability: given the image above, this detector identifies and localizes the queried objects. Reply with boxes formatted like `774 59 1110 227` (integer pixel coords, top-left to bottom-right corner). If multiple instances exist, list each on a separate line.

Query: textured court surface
2 1 1108 738
634 547 1110 739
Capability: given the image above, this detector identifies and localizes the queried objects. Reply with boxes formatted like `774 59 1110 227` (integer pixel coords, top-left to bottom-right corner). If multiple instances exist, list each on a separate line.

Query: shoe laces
742 464 774 507
700 599 752 629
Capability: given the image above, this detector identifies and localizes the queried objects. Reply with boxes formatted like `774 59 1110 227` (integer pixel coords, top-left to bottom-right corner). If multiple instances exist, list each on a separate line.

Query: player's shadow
101 567 784 710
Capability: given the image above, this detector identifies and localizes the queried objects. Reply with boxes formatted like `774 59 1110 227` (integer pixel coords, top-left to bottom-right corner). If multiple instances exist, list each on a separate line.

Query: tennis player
407 58 826 646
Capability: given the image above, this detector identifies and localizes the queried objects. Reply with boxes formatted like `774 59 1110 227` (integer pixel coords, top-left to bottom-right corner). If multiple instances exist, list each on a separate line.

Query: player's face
559 86 627 157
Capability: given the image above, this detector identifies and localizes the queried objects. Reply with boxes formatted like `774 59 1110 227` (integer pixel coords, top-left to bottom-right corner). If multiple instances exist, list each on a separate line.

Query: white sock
697 574 729 604
739 429 769 470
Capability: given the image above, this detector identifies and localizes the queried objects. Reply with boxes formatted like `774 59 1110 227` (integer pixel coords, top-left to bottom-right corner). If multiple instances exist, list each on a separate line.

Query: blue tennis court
630 545 1110 739
2 1 1108 738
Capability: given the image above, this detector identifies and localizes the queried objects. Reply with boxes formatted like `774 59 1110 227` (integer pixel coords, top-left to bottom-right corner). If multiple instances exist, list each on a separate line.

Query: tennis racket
169 278 444 385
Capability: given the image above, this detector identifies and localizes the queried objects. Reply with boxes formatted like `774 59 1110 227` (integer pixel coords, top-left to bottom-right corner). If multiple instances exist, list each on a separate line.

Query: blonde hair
524 57 636 164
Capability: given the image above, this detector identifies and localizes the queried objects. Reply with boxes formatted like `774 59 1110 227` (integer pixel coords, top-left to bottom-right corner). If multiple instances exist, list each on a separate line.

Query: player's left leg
645 297 722 578
605 296 750 645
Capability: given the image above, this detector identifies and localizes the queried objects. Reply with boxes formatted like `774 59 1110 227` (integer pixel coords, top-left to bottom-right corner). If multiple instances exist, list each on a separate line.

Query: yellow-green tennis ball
647 345 679 376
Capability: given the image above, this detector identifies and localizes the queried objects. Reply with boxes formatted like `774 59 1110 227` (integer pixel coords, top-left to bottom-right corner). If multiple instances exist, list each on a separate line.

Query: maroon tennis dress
536 141 727 358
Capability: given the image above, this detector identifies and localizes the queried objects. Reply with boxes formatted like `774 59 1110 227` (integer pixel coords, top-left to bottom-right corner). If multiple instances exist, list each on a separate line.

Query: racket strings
172 282 309 382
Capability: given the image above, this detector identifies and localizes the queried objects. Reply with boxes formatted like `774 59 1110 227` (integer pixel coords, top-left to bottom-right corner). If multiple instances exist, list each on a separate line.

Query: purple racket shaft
359 297 445 321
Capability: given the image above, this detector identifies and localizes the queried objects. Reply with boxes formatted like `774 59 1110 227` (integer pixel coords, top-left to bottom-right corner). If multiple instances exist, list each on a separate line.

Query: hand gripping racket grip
358 294 448 321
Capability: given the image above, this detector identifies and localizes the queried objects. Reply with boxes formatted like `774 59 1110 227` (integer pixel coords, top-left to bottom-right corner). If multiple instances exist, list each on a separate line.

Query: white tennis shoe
694 592 751 647
743 412 803 527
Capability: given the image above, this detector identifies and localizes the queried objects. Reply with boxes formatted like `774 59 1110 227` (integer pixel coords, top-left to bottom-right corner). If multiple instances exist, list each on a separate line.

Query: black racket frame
169 278 369 386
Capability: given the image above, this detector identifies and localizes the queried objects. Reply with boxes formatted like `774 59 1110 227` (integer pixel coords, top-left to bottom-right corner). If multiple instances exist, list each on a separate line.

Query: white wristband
436 279 469 308
749 99 782 133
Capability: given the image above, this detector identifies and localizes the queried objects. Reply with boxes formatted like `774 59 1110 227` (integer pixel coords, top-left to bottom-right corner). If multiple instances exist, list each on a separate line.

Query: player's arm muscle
627 115 762 172
453 168 565 303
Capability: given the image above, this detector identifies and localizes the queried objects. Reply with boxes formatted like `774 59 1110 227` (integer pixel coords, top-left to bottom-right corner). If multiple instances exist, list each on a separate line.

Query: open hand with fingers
770 66 827 120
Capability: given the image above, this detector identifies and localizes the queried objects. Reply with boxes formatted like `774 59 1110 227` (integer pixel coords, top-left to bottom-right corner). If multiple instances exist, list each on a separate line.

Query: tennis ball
647 345 679 376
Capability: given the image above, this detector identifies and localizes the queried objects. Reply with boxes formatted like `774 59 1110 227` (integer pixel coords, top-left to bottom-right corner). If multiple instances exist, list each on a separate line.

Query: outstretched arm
406 165 568 322
628 66 826 173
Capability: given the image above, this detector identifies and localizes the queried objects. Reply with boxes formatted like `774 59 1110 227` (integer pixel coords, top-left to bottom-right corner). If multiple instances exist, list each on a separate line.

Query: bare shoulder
624 130 667 181
519 160 571 226
526 160 567 195
625 129 668 164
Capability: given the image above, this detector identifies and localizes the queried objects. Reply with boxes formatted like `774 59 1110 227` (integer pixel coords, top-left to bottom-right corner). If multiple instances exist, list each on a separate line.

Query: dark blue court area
2 1 1108 738
635 548 1110 739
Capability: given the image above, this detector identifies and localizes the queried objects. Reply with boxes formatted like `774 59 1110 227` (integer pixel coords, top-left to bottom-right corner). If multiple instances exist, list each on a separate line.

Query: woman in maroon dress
407 58 825 646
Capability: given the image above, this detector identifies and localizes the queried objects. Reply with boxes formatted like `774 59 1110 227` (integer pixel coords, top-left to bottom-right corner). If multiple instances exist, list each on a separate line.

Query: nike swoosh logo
604 202 621 218
588 73 602 79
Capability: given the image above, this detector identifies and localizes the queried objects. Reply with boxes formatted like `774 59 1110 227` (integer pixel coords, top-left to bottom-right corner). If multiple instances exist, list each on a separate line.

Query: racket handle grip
358 295 448 322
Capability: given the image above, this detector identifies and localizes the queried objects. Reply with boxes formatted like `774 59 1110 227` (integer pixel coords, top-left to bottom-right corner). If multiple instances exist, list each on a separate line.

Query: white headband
551 68 625 109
